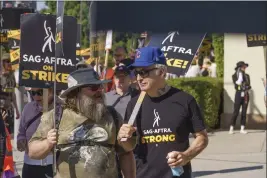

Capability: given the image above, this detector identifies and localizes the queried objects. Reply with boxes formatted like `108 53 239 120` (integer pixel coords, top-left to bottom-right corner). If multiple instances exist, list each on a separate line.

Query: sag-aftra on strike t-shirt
125 87 206 178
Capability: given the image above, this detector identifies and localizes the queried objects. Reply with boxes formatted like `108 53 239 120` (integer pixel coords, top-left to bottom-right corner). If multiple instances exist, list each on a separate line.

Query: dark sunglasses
134 68 157 78
29 90 43 96
83 84 102 91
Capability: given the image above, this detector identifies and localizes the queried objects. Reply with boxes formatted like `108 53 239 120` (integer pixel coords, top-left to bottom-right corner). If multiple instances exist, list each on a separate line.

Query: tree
40 1 90 48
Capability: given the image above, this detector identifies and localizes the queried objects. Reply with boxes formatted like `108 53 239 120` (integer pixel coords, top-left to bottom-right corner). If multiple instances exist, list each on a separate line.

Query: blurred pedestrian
229 61 251 134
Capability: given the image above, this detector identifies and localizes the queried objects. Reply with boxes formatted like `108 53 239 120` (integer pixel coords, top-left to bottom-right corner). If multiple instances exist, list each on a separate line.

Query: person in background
0 110 6 178
229 61 251 134
118 47 208 178
209 56 217 78
201 57 211 77
105 65 139 178
105 65 140 120
17 87 61 178
185 56 201 78
76 60 93 70
104 46 134 92
1 53 20 133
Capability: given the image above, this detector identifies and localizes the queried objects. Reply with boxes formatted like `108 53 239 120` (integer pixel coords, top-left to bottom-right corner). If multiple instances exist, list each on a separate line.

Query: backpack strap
55 104 63 130
25 112 43 131
107 106 119 136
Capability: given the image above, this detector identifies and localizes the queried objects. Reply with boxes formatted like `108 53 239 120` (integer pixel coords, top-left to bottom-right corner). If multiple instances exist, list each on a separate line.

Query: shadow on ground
193 165 263 177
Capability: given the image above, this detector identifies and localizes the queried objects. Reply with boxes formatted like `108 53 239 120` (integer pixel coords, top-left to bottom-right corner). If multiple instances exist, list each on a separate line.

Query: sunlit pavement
12 130 266 177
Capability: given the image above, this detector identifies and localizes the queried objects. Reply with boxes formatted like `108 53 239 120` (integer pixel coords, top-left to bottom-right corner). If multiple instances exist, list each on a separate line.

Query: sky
37 1 47 11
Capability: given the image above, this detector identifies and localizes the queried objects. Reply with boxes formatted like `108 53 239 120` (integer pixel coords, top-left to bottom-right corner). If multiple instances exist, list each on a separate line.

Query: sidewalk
191 130 266 178
12 130 266 177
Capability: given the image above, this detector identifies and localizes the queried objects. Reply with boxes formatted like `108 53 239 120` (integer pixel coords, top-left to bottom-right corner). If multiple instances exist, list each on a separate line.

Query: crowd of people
0 45 265 178
0 46 210 178
185 54 217 78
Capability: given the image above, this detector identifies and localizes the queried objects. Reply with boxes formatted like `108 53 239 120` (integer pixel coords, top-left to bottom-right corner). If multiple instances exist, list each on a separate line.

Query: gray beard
76 94 106 123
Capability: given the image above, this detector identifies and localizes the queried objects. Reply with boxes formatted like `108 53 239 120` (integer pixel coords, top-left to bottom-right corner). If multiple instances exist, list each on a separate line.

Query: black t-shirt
125 87 206 178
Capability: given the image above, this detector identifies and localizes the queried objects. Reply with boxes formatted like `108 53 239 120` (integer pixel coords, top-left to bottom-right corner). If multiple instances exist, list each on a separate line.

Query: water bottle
168 152 184 177
171 166 184 177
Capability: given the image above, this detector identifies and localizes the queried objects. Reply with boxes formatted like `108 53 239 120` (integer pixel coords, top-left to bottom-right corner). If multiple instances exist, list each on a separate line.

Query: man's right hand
46 129 57 148
117 124 136 141
17 139 27 152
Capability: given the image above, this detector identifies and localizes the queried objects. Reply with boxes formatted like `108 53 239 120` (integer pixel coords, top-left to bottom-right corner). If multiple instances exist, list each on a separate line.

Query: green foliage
212 34 224 78
167 77 223 129
105 32 139 67
40 1 90 48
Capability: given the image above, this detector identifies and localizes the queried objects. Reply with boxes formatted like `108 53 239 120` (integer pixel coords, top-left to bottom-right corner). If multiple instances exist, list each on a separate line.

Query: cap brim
60 79 111 98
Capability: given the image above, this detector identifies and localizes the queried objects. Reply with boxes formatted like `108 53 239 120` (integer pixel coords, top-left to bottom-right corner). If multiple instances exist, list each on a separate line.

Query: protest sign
7 30 20 70
19 13 77 90
246 34 267 47
76 24 81 61
148 32 206 76
0 8 34 45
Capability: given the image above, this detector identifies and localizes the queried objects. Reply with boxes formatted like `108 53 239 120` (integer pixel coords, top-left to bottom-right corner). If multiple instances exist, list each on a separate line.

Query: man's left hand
166 151 190 168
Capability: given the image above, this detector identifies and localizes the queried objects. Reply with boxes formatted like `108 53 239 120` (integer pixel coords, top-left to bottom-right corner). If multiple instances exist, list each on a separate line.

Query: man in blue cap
118 47 209 178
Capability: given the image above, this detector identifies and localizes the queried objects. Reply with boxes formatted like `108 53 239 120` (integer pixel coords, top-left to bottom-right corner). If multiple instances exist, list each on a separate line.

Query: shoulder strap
111 95 124 108
107 106 119 135
55 104 63 130
25 112 43 131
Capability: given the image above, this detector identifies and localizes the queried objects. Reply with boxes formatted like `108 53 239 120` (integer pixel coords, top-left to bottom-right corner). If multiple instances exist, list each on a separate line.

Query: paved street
12 130 266 178
191 130 266 178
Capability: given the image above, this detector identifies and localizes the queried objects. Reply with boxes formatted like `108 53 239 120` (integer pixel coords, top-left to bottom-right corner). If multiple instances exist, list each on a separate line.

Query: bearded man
28 68 136 178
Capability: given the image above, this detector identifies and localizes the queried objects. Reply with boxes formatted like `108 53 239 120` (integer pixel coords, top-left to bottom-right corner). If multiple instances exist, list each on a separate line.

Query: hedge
167 77 223 129
212 34 224 78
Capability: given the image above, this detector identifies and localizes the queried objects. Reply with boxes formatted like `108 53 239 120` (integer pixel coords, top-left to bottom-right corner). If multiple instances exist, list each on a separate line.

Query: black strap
25 112 43 131
111 95 124 108
107 106 119 135
57 140 114 149
112 87 140 108
55 104 63 130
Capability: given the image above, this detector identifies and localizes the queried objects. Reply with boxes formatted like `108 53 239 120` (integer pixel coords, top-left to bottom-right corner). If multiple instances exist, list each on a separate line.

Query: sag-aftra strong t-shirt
125 87 206 178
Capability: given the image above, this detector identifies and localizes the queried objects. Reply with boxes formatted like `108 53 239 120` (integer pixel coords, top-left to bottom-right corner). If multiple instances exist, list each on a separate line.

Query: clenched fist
46 129 57 148
117 124 136 141
166 151 190 167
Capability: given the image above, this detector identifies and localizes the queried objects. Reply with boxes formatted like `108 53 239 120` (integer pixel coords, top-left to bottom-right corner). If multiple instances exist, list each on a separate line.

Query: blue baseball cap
131 47 166 67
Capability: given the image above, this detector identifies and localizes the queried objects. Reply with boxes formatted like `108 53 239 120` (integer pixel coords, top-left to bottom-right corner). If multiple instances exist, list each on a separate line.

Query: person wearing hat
118 47 208 178
75 60 93 70
28 68 136 178
16 87 61 178
229 61 251 134
0 53 20 132
105 65 139 178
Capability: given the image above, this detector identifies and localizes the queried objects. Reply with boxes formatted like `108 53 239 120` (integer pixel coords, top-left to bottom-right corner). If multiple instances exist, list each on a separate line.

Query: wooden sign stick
120 91 146 142
42 88 49 165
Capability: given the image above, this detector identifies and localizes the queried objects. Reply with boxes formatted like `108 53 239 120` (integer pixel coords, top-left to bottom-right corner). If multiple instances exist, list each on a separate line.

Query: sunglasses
83 84 102 91
29 90 43 96
134 68 157 78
